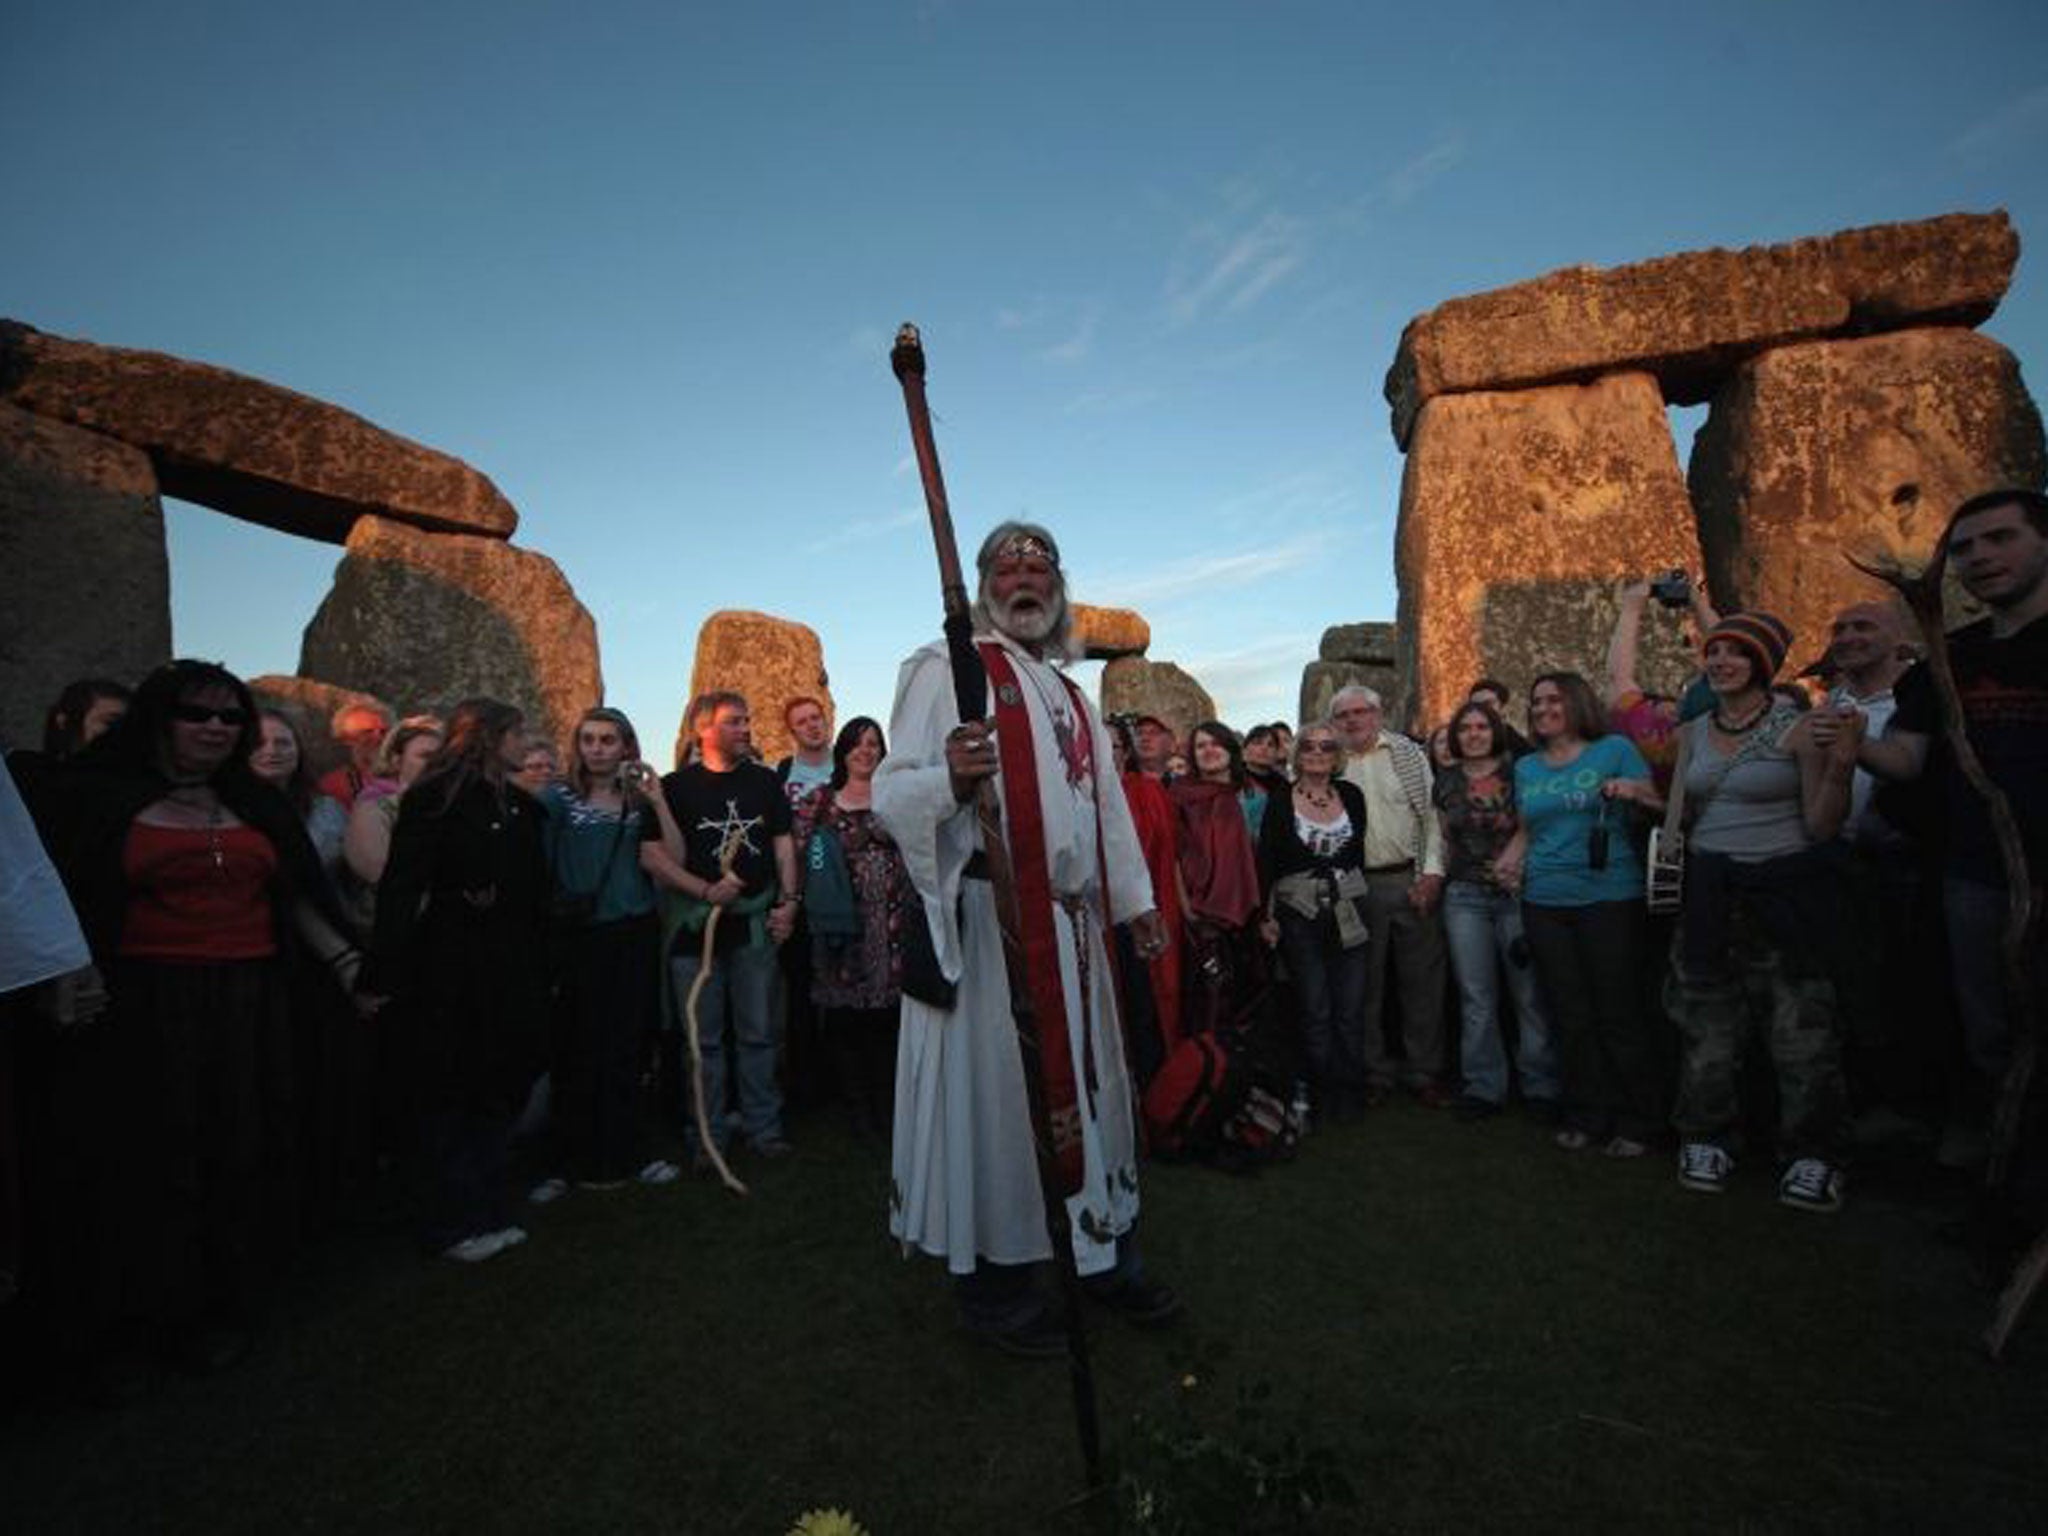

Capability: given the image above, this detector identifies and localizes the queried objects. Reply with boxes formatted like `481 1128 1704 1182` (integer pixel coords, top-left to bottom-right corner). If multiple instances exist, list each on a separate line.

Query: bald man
1825 600 1912 847
1820 597 1945 1135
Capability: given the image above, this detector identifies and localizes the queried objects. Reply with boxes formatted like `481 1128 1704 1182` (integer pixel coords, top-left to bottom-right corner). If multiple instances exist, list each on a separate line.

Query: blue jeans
1442 880 1558 1105
670 943 781 1149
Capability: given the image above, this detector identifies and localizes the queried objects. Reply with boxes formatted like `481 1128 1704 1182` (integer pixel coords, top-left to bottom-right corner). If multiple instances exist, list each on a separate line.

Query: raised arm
1605 578 1651 704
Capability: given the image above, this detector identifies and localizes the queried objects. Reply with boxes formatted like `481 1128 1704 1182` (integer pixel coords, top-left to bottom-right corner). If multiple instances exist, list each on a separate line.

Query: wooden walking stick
890 324 1105 1488
685 827 749 1196
1848 541 2041 1357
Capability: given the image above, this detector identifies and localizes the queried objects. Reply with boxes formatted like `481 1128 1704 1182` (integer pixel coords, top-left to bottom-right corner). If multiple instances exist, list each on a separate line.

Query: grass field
5 1101 2045 1535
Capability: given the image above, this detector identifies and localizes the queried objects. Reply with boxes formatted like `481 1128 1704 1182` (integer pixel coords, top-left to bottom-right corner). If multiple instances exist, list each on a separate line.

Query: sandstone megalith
1070 603 1151 660
0 321 518 543
1385 211 2018 447
1690 327 2048 659
1299 623 1399 728
1394 372 1702 732
299 515 599 756
0 403 169 751
682 611 833 768
1299 661 1399 729
1318 623 1397 666
1099 658 1216 744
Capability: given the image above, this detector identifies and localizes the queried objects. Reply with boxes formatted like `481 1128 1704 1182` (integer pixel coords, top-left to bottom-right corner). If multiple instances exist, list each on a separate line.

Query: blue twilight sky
7 1 2047 744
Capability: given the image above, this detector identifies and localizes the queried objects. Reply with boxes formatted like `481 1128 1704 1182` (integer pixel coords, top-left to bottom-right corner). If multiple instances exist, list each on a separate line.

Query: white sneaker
492 1225 528 1248
1778 1158 1844 1213
1677 1142 1733 1193
440 1232 509 1263
527 1177 569 1205
638 1159 681 1185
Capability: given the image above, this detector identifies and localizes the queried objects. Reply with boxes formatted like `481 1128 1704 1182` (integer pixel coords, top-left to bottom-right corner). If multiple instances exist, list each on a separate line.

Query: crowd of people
0 488 2042 1385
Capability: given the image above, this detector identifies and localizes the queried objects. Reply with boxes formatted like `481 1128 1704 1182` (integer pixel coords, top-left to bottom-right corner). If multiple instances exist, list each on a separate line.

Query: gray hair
1328 684 1383 713
971 519 1076 659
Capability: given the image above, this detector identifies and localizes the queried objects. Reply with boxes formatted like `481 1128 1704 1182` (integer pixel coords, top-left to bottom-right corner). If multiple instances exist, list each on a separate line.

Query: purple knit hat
1703 610 1794 682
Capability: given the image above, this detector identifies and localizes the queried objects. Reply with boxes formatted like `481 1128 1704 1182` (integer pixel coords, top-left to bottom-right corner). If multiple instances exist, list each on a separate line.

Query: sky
7 0 2048 745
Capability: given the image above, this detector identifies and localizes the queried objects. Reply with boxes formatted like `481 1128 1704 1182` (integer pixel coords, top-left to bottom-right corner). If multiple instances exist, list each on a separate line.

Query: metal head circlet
992 531 1058 567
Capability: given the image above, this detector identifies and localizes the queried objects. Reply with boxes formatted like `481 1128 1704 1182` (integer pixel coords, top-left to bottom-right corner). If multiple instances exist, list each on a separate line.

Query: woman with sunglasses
25 661 359 1382
1257 725 1371 1121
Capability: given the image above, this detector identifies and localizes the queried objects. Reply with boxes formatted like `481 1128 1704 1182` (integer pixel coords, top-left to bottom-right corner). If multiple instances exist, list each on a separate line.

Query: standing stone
0 320 518 544
1395 372 1702 732
0 403 168 751
299 516 600 758
1070 603 1151 660
1299 660 1400 728
1318 623 1398 666
1099 658 1216 743
1690 328 2048 658
681 611 832 768
1385 211 2019 447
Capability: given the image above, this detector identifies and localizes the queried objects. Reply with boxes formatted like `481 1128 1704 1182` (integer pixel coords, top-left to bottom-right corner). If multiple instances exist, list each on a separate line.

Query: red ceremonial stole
977 641 1117 1198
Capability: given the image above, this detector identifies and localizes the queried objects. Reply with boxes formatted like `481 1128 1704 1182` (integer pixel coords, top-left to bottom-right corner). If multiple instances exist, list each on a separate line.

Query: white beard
989 590 1059 645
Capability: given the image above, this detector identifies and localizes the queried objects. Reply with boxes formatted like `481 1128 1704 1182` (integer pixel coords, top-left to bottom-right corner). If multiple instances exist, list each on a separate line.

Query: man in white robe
875 521 1180 1355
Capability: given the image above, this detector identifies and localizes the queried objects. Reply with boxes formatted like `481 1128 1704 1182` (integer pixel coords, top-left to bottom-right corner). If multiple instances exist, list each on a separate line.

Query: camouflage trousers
1665 911 1847 1161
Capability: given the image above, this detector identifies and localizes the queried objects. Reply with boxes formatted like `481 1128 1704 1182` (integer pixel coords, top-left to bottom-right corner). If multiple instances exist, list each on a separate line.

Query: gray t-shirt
1684 708 1811 862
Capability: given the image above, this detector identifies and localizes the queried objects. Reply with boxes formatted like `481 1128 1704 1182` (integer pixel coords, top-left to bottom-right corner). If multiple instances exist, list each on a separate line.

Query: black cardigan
23 754 355 970
1257 778 1369 891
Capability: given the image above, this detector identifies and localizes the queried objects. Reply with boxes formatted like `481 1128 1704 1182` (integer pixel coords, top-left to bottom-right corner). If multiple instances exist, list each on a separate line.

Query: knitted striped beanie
1703 610 1793 682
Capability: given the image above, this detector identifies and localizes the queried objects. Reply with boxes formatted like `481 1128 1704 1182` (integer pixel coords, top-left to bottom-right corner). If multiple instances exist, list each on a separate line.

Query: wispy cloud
996 297 1104 364
1079 532 1331 609
1063 384 1159 417
1162 206 1307 328
1947 84 2048 162
1212 469 1359 526
1382 132 1466 205
1176 633 1320 724
891 452 916 478
801 508 922 555
1039 303 1101 364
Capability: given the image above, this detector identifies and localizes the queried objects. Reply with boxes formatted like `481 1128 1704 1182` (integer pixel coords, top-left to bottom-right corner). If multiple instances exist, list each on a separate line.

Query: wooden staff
685 828 748 1196
890 324 1104 1486
1848 543 2040 1357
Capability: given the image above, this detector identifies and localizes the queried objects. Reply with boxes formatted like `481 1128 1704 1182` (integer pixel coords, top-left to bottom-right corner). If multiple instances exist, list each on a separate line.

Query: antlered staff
889 324 1104 1486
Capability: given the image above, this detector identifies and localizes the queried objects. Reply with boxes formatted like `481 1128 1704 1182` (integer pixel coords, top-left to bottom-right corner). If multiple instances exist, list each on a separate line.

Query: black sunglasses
1299 739 1339 752
171 703 249 727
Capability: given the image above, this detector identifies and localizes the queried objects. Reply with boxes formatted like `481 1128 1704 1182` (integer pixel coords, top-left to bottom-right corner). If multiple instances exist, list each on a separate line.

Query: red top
120 821 280 962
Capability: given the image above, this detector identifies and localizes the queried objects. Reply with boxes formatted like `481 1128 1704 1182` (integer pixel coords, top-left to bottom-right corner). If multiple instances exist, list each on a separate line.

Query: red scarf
1169 778 1262 927
979 642 1125 1197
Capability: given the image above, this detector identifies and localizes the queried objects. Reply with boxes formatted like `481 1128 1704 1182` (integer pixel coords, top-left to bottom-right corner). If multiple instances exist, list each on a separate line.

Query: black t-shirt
1891 612 2048 885
660 760 793 896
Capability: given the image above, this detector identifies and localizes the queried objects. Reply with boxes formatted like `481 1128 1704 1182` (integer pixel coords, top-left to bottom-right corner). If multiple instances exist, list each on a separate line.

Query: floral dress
793 790 914 1011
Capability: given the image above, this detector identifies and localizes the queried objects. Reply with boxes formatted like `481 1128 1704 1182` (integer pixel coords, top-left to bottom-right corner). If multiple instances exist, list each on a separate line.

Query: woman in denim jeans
1433 701 1558 1122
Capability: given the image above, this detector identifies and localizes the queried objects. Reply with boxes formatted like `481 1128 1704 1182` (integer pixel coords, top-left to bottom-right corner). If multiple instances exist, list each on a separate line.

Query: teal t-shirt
540 783 660 924
1514 735 1651 908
